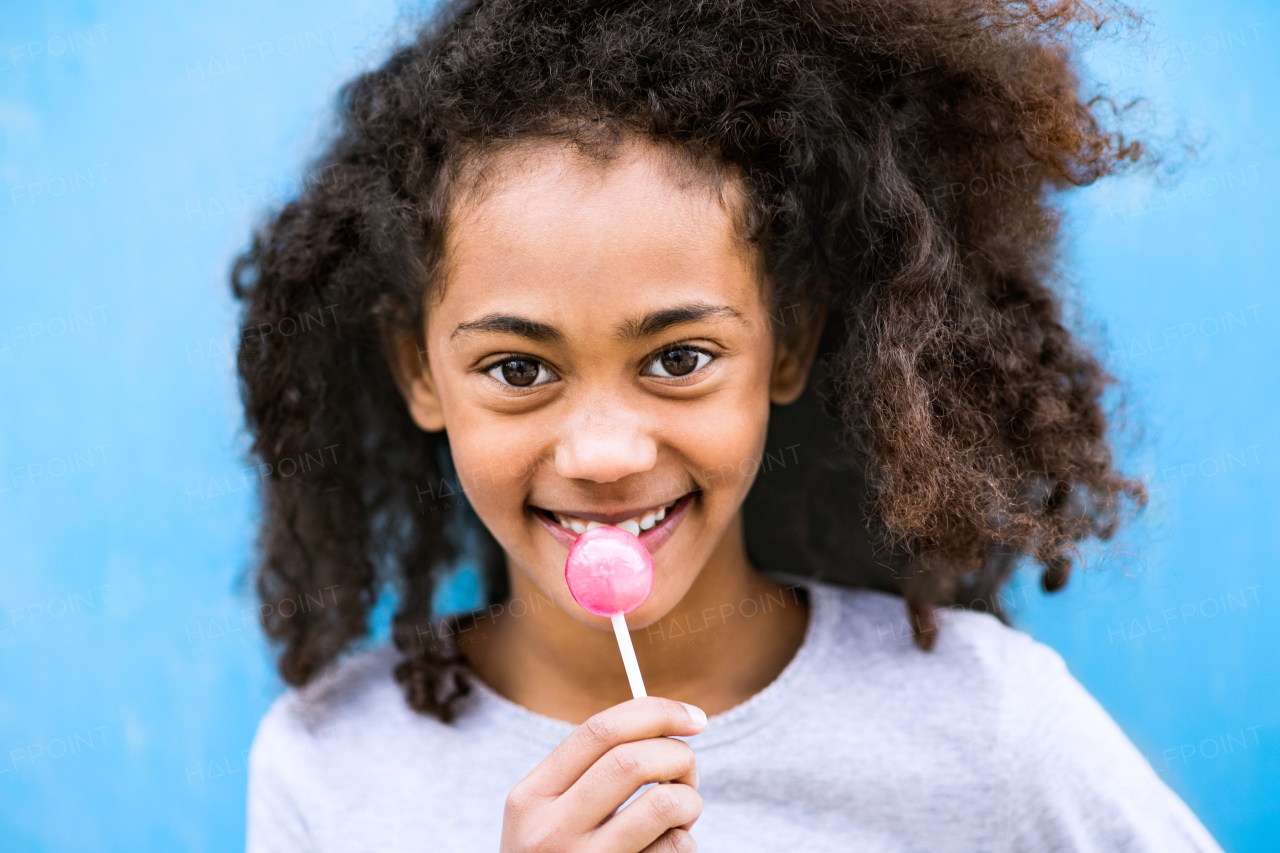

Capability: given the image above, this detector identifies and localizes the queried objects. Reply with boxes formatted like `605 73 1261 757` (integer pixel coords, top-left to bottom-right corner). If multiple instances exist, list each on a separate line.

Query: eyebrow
451 314 565 343
615 303 744 342
450 303 744 344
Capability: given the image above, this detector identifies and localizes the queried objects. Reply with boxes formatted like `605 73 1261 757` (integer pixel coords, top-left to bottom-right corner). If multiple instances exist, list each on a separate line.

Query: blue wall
0 1 1275 850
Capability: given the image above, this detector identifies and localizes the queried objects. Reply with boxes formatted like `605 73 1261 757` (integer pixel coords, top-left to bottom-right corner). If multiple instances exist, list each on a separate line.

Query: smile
551 497 678 536
530 492 698 551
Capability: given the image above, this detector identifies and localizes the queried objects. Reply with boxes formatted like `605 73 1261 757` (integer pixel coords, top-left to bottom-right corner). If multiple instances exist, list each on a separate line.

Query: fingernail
679 702 707 730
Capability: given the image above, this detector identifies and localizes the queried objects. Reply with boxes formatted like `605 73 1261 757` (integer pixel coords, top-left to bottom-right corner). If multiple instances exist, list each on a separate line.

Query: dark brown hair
232 0 1148 720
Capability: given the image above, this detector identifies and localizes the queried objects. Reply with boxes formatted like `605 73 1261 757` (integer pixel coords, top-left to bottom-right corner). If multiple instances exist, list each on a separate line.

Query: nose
554 396 658 484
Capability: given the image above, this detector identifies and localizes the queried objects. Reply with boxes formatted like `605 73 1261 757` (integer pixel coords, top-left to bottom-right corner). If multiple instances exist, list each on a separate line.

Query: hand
499 696 707 852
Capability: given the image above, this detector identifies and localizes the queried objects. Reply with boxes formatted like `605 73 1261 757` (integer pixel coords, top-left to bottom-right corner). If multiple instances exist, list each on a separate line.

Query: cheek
446 423 544 521
671 380 773 500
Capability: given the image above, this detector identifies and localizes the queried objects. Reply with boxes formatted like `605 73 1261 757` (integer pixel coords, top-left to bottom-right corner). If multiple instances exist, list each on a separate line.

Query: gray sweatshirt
246 578 1224 852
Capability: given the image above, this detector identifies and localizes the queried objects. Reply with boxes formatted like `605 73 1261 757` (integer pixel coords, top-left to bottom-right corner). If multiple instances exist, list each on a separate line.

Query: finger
640 828 696 853
517 697 706 799
589 782 702 852
556 737 698 830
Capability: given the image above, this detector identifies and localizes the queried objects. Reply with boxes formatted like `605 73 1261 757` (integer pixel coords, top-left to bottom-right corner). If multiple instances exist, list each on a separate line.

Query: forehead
432 139 764 321
448 136 746 236
448 139 747 256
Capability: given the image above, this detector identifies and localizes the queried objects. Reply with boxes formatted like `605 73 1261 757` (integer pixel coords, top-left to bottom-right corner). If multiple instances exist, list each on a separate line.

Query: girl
236 0 1224 850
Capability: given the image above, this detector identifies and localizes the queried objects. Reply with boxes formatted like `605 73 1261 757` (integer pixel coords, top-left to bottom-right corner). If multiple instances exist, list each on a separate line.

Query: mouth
530 491 698 553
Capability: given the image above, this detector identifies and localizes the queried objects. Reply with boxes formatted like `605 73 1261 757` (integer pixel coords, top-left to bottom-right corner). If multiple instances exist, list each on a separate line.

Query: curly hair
232 0 1148 720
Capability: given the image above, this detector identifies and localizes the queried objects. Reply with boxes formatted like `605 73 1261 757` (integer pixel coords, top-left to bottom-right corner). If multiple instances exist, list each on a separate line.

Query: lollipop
565 526 654 698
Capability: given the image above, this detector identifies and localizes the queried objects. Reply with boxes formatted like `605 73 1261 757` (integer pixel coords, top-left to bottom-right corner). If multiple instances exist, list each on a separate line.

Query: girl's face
395 140 812 629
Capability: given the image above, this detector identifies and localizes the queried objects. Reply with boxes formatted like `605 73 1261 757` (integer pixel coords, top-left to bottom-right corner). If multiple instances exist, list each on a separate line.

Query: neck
458 513 810 724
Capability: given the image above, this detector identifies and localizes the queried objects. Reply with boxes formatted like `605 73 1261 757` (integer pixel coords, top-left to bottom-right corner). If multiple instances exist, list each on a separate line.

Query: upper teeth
553 499 678 537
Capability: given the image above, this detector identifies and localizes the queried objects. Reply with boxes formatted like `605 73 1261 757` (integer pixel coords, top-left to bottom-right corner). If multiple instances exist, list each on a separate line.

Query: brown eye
646 347 711 378
488 358 554 387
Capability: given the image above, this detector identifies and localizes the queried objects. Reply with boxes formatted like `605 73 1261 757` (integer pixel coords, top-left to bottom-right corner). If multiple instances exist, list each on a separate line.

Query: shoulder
247 645 469 851
247 645 472 852
804 578 1052 691
248 643 450 817
252 645 412 757
819 583 1079 742
803 581 1222 851
807 579 1133 761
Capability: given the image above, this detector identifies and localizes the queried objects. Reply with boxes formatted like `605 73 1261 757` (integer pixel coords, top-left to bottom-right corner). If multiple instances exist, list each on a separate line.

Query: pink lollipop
565 526 654 617
565 526 654 697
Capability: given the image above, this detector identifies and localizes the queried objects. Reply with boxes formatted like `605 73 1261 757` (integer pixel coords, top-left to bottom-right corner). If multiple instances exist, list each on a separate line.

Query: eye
644 347 712 378
486 357 557 388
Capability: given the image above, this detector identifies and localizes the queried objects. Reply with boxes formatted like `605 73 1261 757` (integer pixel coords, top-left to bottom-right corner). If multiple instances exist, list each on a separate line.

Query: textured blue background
1 1 1275 850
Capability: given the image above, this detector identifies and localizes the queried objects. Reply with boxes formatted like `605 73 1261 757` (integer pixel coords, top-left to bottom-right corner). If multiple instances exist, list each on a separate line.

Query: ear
384 329 446 432
769 307 824 405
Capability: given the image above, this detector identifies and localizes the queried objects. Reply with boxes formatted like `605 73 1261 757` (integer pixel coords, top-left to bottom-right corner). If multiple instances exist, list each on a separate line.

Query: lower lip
532 492 696 555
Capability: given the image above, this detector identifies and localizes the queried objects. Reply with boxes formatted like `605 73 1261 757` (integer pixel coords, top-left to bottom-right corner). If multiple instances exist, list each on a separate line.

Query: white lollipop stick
564 527 654 700
611 612 647 698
